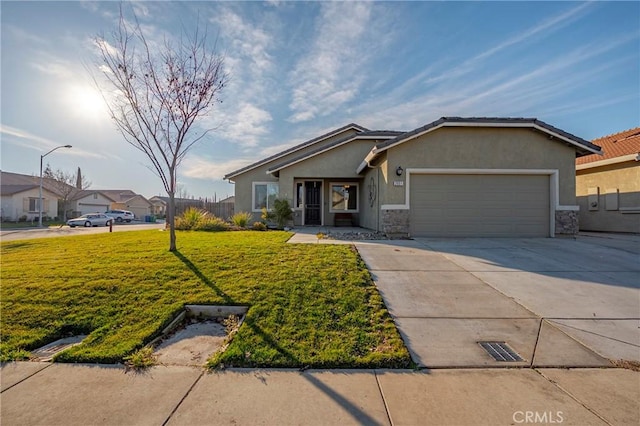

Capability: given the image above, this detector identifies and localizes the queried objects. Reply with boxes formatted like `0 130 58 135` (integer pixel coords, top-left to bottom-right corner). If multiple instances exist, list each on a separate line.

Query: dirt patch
154 320 227 366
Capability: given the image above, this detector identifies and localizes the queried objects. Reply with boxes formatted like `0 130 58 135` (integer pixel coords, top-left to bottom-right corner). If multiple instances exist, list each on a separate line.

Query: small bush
196 216 228 232
252 221 267 231
18 215 27 222
261 199 293 229
175 207 208 230
231 211 253 228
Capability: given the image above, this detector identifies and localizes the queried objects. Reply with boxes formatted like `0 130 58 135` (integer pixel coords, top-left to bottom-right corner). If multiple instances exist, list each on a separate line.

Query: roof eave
577 153 640 170
223 123 369 180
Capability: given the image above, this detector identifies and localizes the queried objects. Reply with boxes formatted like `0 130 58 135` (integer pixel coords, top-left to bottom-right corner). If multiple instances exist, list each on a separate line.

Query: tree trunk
168 191 177 251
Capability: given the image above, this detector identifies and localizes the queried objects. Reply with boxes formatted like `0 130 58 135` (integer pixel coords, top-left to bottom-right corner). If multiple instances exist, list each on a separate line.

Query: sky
1 1 639 200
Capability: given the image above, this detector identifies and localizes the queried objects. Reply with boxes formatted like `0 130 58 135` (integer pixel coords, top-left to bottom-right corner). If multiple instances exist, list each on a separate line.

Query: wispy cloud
183 156 258 180
424 2 596 86
353 25 638 131
205 7 278 146
474 2 593 62
287 2 375 123
218 103 273 148
0 124 105 159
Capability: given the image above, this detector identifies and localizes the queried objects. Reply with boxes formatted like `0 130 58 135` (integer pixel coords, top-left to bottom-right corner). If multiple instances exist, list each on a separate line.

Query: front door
304 181 322 225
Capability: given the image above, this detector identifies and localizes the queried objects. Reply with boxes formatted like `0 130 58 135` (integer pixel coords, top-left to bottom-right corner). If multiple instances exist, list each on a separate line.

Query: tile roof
576 127 640 165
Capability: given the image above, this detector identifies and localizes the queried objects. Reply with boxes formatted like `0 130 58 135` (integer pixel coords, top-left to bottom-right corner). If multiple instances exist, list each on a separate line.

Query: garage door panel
410 174 549 237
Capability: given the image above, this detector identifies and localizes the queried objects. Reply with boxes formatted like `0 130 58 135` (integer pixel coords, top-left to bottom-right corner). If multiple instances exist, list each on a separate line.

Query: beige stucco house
224 117 601 238
70 190 117 217
149 196 167 217
576 127 640 233
100 190 152 219
1 171 60 221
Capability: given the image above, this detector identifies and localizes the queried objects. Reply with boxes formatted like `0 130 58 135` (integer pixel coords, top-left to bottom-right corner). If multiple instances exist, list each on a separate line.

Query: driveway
354 233 639 368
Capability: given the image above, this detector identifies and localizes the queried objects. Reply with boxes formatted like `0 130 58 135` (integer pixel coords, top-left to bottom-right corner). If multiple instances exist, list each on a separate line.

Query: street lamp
39 145 72 227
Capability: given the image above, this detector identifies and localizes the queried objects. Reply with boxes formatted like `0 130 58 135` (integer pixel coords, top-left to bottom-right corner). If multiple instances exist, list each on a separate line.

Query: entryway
304 181 322 226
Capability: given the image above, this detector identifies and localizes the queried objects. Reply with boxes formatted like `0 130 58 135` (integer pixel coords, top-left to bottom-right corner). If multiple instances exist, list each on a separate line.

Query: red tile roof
576 127 640 165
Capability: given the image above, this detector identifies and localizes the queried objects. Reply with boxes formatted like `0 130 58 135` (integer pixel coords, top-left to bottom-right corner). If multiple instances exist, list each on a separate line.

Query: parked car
105 210 135 223
67 213 113 228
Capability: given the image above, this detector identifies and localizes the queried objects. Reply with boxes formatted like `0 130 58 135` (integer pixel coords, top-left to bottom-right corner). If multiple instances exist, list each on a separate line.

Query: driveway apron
355 239 614 368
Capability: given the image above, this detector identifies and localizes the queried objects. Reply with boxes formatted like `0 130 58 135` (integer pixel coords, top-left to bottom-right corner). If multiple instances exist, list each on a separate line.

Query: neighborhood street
0 222 166 242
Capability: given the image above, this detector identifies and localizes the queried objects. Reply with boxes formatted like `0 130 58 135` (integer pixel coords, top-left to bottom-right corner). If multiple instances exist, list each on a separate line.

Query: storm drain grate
478 341 524 362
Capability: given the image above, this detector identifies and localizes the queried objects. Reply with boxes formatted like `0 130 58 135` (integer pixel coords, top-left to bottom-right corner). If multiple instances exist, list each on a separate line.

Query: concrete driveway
354 233 639 368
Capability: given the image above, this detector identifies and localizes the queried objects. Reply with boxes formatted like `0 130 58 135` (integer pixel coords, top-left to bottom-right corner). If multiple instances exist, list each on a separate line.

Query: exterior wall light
396 166 403 176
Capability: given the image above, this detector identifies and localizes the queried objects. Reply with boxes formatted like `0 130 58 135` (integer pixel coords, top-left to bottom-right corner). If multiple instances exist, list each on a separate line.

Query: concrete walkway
1 362 638 425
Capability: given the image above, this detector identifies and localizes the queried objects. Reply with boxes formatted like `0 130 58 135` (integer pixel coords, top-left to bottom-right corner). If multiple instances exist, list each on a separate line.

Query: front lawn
0 230 411 368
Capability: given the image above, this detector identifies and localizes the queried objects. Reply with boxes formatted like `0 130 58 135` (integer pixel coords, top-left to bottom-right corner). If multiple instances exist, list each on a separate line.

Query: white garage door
409 174 550 237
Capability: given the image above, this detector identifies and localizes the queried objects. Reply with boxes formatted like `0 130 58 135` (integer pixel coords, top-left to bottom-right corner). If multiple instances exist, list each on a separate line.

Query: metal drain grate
479 341 524 362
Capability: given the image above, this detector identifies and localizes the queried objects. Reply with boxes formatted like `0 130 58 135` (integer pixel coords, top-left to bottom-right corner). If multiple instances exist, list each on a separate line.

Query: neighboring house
149 196 167 217
70 190 117 217
576 127 640 233
99 190 152 219
219 195 235 205
224 117 601 238
0 171 60 221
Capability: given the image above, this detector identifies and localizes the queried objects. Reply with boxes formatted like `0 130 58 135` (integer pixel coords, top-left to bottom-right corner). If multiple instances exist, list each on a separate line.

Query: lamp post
39 145 72 227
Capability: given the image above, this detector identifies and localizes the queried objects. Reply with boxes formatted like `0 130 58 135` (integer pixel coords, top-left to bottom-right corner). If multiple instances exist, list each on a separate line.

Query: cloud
215 103 273 147
182 156 259 180
351 24 638 131
424 2 596 86
287 2 375 123
211 8 274 76
0 124 106 159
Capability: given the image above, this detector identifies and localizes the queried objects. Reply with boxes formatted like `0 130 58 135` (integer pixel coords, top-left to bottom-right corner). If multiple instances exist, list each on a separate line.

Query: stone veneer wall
381 209 410 238
555 210 579 235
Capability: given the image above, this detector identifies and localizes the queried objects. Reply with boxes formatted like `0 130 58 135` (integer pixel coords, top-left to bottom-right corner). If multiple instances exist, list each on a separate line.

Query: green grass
1 230 411 368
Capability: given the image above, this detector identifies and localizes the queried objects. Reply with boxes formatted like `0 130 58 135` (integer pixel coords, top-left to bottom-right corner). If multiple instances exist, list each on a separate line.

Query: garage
77 202 110 215
409 173 550 237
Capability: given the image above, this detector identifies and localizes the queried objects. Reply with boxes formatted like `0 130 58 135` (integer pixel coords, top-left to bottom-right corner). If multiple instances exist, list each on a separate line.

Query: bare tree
43 164 91 221
94 7 227 251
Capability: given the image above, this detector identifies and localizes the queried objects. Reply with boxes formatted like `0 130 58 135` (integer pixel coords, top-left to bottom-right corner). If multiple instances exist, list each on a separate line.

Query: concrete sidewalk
1 362 638 425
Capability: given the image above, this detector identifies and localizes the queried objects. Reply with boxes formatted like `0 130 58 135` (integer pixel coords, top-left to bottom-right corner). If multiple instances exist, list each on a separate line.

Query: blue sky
1 1 638 200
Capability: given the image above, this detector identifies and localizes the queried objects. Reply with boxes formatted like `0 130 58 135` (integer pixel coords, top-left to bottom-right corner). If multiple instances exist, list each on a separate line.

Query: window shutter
44 199 50 213
23 197 29 212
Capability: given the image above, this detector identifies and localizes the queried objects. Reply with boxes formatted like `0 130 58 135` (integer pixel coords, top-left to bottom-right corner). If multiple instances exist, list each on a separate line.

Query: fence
173 200 235 220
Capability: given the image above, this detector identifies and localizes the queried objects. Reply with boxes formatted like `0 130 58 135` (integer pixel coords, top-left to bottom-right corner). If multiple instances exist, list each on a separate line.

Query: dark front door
305 181 322 225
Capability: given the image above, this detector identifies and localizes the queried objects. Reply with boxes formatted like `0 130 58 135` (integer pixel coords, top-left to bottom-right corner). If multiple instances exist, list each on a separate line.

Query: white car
67 213 113 228
105 209 135 223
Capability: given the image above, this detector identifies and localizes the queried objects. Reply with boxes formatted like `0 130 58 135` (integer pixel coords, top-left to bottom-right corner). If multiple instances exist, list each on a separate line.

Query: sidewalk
1 362 638 425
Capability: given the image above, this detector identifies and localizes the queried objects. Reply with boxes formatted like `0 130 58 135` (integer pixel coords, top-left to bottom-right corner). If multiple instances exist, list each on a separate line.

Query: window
28 197 40 212
295 182 304 208
253 182 279 211
330 183 358 212
93 193 98 199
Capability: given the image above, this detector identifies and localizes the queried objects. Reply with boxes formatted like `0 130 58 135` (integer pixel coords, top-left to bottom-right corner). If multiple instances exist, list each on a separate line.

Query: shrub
231 211 253 228
195 216 228 232
261 199 293 229
252 221 267 231
175 207 208 230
